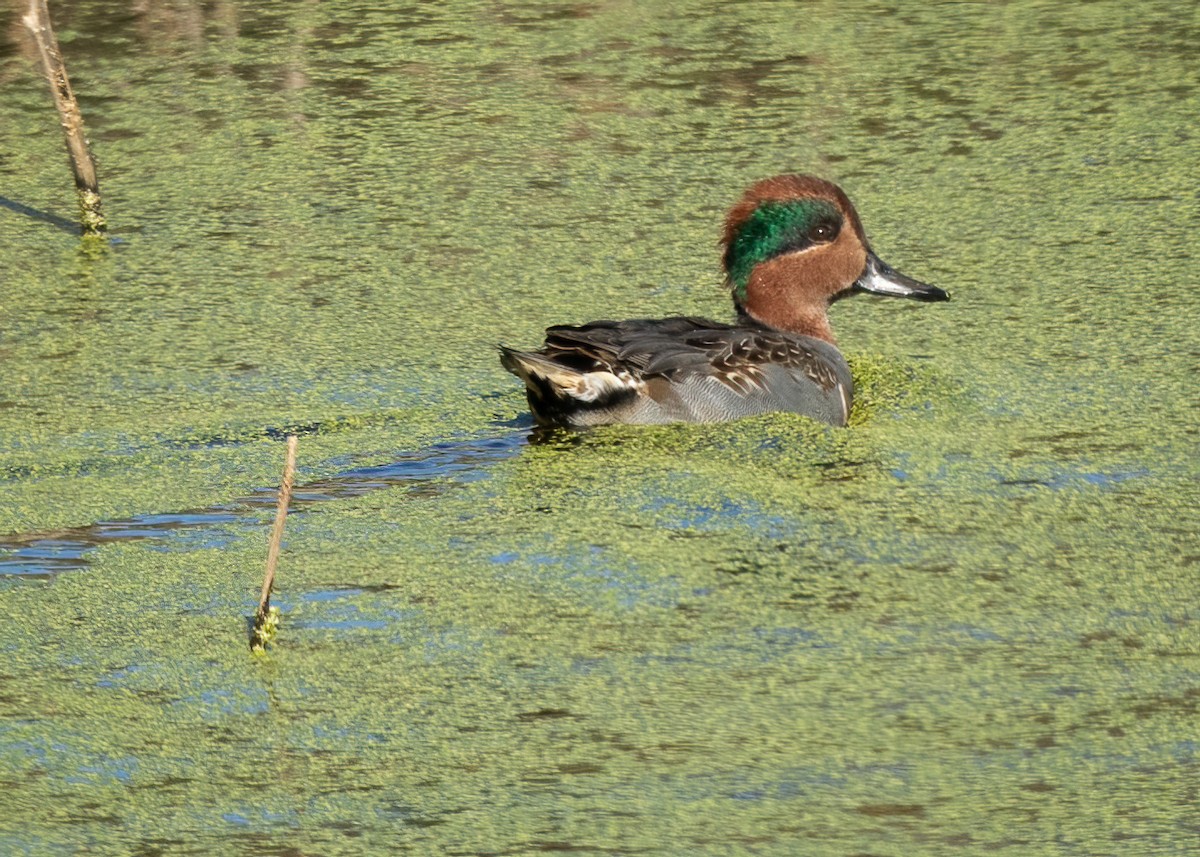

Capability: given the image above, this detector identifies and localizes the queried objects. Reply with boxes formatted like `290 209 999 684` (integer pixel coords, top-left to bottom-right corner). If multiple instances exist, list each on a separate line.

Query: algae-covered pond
2 1 1198 854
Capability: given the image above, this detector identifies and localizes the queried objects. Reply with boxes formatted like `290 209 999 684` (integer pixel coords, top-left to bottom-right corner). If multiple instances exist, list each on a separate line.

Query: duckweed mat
2 1 1198 853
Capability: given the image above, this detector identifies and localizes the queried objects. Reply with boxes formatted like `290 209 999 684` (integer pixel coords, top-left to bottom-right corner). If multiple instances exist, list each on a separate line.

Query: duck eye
808 219 839 243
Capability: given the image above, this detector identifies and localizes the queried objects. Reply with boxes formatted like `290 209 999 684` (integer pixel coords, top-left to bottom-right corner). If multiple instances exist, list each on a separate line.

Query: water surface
1 1 1198 854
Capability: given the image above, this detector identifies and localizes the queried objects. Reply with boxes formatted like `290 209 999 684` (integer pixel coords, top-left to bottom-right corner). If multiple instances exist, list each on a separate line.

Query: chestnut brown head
722 175 947 342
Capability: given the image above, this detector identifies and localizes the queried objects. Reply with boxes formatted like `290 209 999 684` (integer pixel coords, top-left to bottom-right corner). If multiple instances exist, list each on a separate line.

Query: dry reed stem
22 0 106 234
252 435 298 650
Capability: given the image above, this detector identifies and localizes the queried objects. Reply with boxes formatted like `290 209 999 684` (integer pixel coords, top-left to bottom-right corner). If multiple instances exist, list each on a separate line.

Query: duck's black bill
854 252 949 302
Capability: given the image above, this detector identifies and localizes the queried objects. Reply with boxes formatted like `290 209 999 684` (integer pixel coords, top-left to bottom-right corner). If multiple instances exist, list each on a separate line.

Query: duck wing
502 317 851 426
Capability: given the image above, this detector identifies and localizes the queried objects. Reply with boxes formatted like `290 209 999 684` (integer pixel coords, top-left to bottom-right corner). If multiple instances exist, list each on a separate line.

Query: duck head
721 174 949 343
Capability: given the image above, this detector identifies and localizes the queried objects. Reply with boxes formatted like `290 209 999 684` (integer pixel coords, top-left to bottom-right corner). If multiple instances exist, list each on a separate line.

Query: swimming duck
500 174 948 427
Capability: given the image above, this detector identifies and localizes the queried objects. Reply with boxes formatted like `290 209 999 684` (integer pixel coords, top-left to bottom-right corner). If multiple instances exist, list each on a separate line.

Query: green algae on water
2 0 1200 854
846 351 952 427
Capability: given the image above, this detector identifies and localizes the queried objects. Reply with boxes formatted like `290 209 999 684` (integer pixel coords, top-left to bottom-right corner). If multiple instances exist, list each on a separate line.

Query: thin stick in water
22 0 107 235
252 435 298 651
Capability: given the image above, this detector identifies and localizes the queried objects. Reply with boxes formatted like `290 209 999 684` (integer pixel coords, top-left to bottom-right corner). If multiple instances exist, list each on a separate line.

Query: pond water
2 1 1198 854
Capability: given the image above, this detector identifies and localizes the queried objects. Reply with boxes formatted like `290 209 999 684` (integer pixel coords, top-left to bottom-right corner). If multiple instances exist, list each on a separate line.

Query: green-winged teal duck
501 174 948 427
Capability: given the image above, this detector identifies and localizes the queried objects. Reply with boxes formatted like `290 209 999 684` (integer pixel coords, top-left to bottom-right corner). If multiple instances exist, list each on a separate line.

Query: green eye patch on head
724 199 842 300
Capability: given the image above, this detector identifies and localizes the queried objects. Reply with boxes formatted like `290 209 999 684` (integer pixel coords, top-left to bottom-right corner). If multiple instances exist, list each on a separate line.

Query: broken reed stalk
252 435 298 651
22 0 106 235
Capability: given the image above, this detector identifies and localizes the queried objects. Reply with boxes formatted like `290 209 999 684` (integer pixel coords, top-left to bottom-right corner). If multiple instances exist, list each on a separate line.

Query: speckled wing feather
513 316 852 426
544 317 843 394
539 317 724 369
